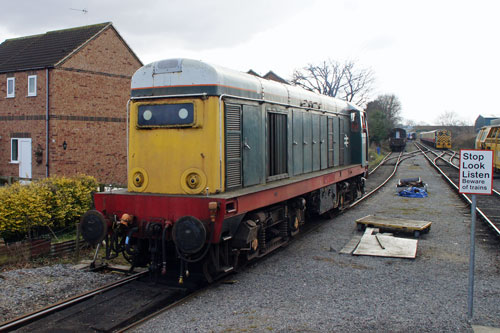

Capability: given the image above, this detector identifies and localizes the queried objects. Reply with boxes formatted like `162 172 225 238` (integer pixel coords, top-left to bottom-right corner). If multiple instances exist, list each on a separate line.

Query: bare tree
376 94 402 127
291 59 374 106
366 94 402 127
365 94 402 142
435 111 469 126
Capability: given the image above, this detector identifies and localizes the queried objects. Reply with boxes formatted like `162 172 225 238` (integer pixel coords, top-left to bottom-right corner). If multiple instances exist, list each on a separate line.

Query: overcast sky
1 0 499 125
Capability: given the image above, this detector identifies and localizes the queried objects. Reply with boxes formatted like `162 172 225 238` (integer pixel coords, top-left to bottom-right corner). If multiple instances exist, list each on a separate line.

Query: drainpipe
45 68 49 177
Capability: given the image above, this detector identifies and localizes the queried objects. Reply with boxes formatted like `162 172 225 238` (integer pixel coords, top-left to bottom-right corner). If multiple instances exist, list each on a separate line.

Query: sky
1 0 499 125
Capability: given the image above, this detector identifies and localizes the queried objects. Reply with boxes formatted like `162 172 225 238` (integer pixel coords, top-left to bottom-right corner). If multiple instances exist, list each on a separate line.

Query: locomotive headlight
143 110 152 121
172 216 207 254
178 108 189 120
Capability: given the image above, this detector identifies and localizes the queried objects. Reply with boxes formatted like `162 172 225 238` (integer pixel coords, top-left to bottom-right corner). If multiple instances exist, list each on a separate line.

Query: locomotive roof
131 58 361 114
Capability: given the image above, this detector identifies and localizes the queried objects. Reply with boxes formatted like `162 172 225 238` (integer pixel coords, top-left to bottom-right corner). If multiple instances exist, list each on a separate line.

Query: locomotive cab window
350 111 360 132
267 112 288 178
137 103 195 127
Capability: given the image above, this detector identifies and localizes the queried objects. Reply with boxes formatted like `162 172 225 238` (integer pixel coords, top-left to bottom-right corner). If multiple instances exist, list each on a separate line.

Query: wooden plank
340 234 363 254
356 215 432 231
353 230 418 259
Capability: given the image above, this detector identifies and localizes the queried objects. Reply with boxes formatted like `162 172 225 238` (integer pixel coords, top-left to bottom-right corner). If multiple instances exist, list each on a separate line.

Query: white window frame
7 77 15 98
28 75 37 97
10 138 19 163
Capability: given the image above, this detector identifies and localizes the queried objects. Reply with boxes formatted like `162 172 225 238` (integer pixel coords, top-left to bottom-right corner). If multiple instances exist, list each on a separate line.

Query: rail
415 142 500 237
0 271 148 331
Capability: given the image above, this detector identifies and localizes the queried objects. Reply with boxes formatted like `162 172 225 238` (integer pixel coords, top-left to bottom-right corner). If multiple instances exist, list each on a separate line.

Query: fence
0 238 88 265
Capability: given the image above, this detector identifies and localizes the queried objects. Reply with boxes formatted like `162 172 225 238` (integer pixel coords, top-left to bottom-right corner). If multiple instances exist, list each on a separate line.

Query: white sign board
459 150 493 195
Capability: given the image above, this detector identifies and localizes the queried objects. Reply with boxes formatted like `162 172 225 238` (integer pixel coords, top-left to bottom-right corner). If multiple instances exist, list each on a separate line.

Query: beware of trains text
459 150 493 195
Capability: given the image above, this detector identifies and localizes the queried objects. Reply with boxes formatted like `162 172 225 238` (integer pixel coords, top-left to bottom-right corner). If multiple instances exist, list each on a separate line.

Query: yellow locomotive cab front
128 97 223 195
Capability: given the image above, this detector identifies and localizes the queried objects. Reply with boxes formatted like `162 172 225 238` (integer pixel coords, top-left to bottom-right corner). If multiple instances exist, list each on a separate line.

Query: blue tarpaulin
398 186 428 198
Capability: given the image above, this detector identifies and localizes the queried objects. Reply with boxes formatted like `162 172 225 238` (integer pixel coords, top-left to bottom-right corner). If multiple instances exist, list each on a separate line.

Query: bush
0 175 98 235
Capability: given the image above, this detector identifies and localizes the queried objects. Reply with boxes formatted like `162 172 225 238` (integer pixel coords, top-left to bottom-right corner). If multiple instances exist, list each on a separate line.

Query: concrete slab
473 325 500 333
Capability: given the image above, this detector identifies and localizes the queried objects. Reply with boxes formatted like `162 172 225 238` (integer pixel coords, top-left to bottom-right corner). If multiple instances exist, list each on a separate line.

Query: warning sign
459 150 493 195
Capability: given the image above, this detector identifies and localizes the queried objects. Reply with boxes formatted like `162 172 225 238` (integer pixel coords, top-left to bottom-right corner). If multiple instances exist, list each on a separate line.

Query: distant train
389 128 407 152
420 130 451 149
407 132 417 140
475 125 500 172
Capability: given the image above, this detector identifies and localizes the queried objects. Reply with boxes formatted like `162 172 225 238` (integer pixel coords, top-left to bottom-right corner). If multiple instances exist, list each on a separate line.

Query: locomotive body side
82 59 369 282
475 125 500 172
419 130 437 147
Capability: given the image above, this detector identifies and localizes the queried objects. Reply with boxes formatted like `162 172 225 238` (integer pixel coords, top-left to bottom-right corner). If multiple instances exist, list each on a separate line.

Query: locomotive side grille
225 104 242 189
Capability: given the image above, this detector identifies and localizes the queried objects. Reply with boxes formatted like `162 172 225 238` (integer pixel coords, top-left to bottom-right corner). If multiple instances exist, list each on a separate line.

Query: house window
7 77 15 98
11 138 19 163
28 75 37 96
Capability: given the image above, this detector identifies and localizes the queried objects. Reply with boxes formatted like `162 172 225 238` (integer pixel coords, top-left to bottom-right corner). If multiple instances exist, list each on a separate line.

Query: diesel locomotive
420 129 452 149
80 58 369 283
475 125 500 172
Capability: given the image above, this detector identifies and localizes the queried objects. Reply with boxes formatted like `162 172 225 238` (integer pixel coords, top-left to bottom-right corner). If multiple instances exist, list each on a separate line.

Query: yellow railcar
475 125 500 172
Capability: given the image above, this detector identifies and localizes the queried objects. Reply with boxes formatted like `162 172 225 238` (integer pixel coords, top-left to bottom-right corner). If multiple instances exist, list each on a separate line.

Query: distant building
0 22 142 184
475 115 499 132
247 69 289 84
262 71 289 84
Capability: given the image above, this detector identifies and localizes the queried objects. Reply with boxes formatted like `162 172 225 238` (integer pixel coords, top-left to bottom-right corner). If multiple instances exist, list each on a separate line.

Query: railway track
415 142 500 238
0 271 192 332
0 154 415 332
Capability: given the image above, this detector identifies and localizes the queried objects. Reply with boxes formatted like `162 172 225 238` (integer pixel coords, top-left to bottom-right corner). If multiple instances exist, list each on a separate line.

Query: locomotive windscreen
137 103 194 127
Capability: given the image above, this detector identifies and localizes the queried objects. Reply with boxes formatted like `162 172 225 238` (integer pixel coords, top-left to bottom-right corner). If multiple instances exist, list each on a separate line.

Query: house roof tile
0 22 111 73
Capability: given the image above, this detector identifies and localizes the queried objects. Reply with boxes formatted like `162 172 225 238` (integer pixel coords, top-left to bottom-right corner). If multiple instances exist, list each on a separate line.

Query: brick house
0 22 142 184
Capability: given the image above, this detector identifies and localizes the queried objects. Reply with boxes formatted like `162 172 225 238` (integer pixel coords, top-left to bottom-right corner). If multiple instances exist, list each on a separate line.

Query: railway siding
132 153 500 331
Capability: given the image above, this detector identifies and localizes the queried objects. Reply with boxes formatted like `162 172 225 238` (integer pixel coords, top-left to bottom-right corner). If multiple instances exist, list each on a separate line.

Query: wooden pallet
355 215 432 238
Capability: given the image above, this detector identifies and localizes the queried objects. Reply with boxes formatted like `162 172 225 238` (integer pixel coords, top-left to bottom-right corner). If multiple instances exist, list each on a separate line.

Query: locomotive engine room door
312 114 321 172
320 116 328 170
242 105 263 187
292 110 303 176
303 113 313 173
339 118 345 166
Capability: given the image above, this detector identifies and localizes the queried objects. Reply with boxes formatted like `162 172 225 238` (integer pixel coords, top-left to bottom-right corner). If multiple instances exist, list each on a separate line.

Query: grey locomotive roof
131 58 361 114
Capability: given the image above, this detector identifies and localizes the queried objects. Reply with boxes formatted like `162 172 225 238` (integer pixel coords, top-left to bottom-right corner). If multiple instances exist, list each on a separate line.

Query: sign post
459 149 493 321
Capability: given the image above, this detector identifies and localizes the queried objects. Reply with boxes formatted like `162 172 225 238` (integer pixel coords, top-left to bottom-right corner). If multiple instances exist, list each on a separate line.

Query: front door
19 138 32 180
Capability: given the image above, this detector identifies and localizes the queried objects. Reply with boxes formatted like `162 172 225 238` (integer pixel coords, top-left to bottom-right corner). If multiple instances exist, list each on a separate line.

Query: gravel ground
134 152 500 332
1 149 499 331
0 264 120 323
